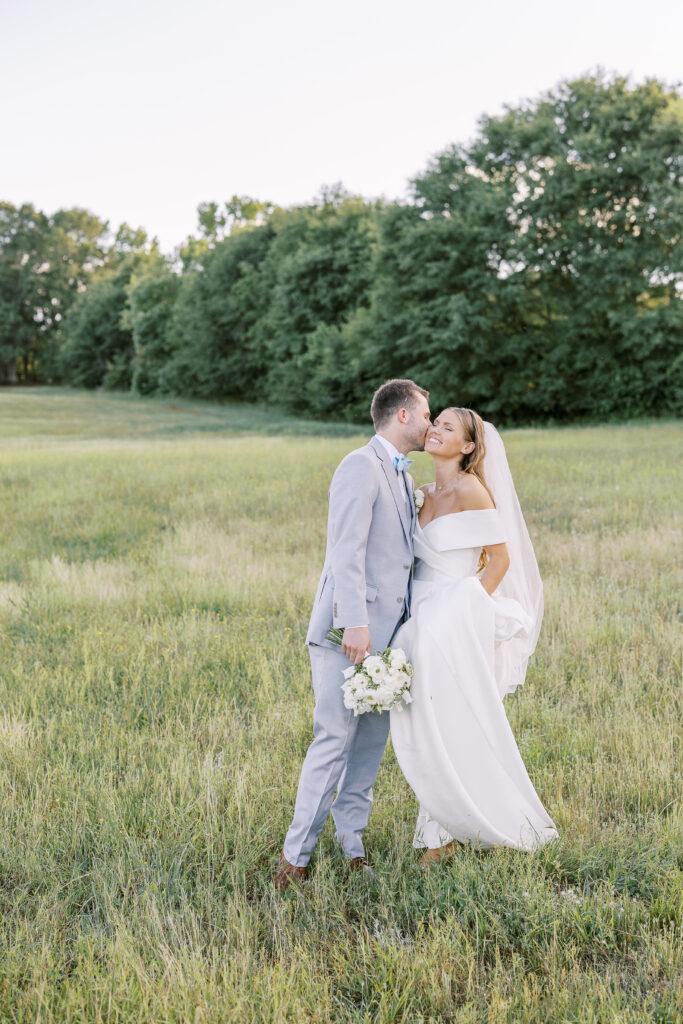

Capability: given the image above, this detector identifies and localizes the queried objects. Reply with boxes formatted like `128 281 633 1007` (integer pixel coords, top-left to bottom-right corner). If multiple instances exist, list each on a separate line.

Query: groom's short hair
371 379 429 428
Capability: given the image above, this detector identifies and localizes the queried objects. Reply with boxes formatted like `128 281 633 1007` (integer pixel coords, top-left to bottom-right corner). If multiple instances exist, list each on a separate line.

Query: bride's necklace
434 471 465 497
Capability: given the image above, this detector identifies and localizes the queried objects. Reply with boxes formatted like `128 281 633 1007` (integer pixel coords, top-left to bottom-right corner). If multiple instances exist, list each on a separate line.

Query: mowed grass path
0 388 681 1023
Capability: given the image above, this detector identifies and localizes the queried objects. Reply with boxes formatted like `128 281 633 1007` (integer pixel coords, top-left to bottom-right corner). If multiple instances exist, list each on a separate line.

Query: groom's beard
408 429 429 453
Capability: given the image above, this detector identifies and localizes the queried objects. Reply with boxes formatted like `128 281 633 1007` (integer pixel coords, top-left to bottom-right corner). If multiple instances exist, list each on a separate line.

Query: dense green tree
297 308 376 418
366 170 509 415
162 222 274 398
58 228 152 389
0 203 107 383
123 254 180 394
473 72 683 417
255 188 379 409
369 72 682 420
0 203 46 383
58 270 133 389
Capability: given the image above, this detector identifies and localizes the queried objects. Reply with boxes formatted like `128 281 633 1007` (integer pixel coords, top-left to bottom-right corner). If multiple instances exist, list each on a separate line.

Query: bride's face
425 410 475 460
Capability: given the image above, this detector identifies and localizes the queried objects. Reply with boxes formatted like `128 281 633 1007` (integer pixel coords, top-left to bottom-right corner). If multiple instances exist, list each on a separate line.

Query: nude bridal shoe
420 841 457 868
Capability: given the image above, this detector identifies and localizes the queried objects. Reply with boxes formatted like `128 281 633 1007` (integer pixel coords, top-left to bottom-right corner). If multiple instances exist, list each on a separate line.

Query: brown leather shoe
273 851 308 891
420 841 457 868
349 856 376 879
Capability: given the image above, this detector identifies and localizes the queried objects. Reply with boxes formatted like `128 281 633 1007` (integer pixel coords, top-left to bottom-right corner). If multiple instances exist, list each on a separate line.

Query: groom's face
404 392 432 451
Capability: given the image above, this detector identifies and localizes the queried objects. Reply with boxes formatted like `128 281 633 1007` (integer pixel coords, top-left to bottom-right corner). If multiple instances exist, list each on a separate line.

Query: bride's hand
342 627 371 665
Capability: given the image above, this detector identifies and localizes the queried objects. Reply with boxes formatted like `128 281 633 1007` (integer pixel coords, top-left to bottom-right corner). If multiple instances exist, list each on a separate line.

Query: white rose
389 648 407 670
385 669 407 691
375 683 400 707
362 655 387 681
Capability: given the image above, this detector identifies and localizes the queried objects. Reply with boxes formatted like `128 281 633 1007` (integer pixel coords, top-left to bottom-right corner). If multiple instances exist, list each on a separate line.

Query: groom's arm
328 454 378 638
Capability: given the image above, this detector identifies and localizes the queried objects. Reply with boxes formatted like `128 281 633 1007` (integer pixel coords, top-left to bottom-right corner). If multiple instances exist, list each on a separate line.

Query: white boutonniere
413 489 424 512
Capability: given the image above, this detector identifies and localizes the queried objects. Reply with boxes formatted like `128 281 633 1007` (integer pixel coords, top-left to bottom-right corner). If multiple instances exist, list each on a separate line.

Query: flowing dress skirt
390 575 558 850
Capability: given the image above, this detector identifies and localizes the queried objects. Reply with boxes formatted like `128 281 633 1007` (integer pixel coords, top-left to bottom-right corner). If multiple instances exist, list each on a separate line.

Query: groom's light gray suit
283 436 415 866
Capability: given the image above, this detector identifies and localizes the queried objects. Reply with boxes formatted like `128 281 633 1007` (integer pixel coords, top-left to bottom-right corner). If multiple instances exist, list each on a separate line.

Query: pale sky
3 0 681 253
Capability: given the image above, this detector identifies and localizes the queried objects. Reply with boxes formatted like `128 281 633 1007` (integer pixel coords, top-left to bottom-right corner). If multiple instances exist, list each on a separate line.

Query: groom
274 379 431 890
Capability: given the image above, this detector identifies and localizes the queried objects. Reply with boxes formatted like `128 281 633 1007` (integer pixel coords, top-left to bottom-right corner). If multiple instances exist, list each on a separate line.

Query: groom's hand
342 627 371 665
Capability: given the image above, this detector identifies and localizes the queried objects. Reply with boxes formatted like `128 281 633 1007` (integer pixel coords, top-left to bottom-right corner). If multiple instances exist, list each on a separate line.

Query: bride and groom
274 378 557 890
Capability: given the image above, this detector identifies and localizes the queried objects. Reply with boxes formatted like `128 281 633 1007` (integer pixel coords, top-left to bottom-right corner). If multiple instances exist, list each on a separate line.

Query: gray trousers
283 644 391 866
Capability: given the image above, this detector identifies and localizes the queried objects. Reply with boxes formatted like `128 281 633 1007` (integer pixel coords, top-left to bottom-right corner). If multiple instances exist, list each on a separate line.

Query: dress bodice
408 507 534 691
413 509 507 586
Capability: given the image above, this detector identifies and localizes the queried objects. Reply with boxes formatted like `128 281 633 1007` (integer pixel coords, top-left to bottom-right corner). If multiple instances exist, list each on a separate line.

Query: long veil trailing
483 421 544 696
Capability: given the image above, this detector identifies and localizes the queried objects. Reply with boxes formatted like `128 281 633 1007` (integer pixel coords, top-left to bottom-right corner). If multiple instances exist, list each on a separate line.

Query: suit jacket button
403 563 410 570
396 597 403 604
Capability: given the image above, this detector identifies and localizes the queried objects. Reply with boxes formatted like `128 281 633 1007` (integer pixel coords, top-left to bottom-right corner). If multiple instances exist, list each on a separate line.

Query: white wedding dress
390 509 558 850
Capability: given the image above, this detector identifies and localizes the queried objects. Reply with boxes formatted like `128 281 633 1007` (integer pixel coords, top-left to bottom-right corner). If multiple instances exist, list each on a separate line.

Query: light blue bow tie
393 454 413 473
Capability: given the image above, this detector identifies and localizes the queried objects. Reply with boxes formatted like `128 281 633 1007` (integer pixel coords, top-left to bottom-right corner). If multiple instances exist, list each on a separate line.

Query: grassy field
0 387 681 1023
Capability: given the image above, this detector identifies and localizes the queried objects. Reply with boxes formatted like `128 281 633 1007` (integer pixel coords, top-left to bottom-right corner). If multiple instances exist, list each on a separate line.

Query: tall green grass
0 388 681 1022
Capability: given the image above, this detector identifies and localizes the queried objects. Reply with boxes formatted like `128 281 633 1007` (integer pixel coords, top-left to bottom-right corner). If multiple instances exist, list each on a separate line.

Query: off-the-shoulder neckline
418 508 498 531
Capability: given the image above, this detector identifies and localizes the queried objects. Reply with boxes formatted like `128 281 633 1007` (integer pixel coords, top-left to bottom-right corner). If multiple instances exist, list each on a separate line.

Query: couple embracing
275 379 557 890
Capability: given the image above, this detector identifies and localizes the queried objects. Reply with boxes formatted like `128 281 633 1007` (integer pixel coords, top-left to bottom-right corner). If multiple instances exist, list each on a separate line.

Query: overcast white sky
2 0 681 252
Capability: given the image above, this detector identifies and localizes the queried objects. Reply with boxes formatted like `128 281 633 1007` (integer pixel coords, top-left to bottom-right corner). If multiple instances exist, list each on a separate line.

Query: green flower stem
326 627 345 646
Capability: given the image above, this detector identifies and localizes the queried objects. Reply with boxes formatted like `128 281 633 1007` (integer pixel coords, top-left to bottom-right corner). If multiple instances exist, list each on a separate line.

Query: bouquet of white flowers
326 628 414 715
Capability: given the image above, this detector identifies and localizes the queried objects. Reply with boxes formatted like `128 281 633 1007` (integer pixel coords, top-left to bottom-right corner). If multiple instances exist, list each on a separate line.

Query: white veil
483 421 544 696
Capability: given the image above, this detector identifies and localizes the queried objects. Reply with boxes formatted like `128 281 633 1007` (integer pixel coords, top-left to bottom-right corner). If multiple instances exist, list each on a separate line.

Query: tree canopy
2 73 681 422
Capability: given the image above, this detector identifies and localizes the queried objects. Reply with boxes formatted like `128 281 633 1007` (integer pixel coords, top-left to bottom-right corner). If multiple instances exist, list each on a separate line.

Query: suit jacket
306 436 415 652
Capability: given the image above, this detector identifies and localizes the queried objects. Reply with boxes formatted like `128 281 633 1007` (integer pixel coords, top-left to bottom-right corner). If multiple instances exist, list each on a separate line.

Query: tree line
2 72 681 423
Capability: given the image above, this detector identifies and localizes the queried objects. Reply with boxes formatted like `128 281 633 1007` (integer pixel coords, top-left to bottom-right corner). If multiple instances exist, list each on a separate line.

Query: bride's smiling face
425 410 475 460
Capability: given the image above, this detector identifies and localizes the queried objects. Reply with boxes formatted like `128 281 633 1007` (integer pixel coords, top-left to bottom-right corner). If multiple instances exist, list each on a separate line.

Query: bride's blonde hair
446 406 494 572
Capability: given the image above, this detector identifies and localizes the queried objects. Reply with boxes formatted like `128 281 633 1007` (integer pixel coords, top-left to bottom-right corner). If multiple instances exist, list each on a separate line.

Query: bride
390 406 558 865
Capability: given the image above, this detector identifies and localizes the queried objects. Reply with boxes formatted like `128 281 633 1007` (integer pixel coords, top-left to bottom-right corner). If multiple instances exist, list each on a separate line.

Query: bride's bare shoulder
456 474 495 511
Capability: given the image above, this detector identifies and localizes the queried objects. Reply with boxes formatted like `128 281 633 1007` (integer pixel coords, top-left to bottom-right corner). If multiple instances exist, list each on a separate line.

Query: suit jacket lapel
369 437 412 545
405 470 416 533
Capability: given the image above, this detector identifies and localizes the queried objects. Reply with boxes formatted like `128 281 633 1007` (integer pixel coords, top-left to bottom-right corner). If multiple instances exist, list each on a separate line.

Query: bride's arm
449 475 510 593
478 542 510 595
